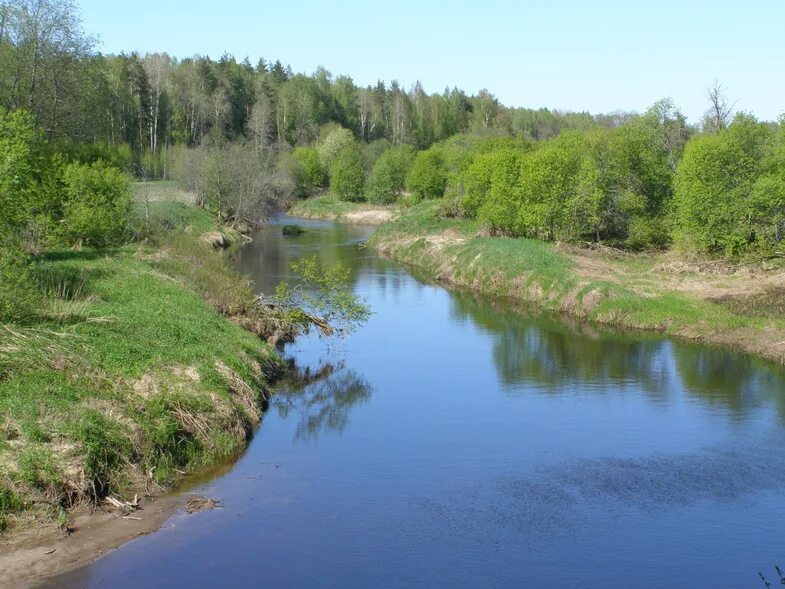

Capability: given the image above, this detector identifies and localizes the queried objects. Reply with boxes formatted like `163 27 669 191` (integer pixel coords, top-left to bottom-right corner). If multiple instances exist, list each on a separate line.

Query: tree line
0 0 618 172
2 0 784 260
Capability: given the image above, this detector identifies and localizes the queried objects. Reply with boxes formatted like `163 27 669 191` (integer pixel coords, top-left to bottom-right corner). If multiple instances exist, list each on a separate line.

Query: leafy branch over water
275 257 371 337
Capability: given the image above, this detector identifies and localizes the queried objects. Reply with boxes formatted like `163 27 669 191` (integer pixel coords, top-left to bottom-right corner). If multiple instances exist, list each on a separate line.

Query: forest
2 0 785 271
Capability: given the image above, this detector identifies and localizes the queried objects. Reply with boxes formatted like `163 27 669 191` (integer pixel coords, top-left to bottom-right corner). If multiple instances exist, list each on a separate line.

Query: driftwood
105 494 140 515
303 311 334 336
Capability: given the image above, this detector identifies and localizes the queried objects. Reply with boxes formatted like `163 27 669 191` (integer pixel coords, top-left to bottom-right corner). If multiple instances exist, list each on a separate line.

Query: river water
51 215 785 588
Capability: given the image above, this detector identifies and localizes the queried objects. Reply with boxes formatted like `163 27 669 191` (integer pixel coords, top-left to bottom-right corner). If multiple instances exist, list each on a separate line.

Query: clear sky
78 0 784 123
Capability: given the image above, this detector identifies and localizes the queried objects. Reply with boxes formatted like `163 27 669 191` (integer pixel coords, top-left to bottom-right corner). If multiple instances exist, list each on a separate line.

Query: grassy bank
294 197 785 365
0 195 283 534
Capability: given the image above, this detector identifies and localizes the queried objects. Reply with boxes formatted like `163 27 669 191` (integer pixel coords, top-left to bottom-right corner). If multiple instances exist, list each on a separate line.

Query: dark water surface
51 216 785 588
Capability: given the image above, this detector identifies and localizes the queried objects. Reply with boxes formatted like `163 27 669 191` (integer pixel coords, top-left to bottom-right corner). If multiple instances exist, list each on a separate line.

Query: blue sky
78 0 784 123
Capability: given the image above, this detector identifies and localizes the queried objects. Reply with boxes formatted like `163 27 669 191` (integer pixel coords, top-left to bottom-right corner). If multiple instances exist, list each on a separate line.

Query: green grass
0 192 283 530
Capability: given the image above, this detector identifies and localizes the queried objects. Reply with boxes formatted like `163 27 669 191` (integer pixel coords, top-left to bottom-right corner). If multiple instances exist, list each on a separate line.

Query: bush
674 115 770 256
362 138 392 172
330 144 365 202
282 224 306 236
367 146 415 204
291 147 327 197
406 148 447 200
463 148 526 232
0 109 57 239
0 243 41 323
61 162 133 247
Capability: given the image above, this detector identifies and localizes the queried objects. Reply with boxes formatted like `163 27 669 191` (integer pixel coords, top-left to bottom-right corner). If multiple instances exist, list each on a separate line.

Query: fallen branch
104 494 140 515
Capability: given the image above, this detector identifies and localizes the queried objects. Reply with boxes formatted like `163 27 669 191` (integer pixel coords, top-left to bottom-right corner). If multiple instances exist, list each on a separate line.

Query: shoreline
0 198 288 585
0 491 186 587
293 195 785 367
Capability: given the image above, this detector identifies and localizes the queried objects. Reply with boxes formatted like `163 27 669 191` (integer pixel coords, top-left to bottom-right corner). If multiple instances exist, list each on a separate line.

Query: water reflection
449 291 785 417
234 217 386 296
239 216 785 419
672 344 782 415
274 361 373 440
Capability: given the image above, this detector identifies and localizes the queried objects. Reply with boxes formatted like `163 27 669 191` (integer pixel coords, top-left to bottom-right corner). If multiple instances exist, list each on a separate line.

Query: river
50 215 785 588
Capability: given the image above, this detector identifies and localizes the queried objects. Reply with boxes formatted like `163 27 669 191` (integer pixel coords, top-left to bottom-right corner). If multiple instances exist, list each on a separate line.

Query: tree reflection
671 343 785 417
449 291 785 417
234 218 389 296
273 361 373 440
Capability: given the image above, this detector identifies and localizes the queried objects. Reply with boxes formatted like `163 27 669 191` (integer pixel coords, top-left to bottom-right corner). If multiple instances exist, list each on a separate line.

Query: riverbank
290 194 397 225
0 194 286 582
292 196 785 365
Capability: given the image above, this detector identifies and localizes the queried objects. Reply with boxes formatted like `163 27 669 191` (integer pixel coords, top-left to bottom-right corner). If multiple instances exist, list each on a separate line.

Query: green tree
317 126 355 170
674 114 770 256
61 161 132 247
330 143 365 202
291 146 327 197
366 145 415 204
406 148 447 200
0 109 53 235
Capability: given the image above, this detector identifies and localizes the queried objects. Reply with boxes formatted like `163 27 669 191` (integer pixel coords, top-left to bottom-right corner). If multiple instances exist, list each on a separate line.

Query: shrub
61 162 132 247
330 144 365 202
0 243 41 323
674 115 770 256
0 109 57 240
406 148 447 200
282 224 306 236
362 138 392 171
367 146 415 204
291 147 327 197
463 148 526 232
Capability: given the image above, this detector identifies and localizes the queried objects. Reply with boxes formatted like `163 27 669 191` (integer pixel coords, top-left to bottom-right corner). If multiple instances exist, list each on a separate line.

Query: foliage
406 148 447 200
172 142 293 224
0 109 57 240
275 257 371 337
362 138 392 171
317 127 356 169
0 243 42 323
674 115 771 256
60 161 133 247
460 123 675 249
329 143 365 202
291 146 327 197
367 145 415 204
